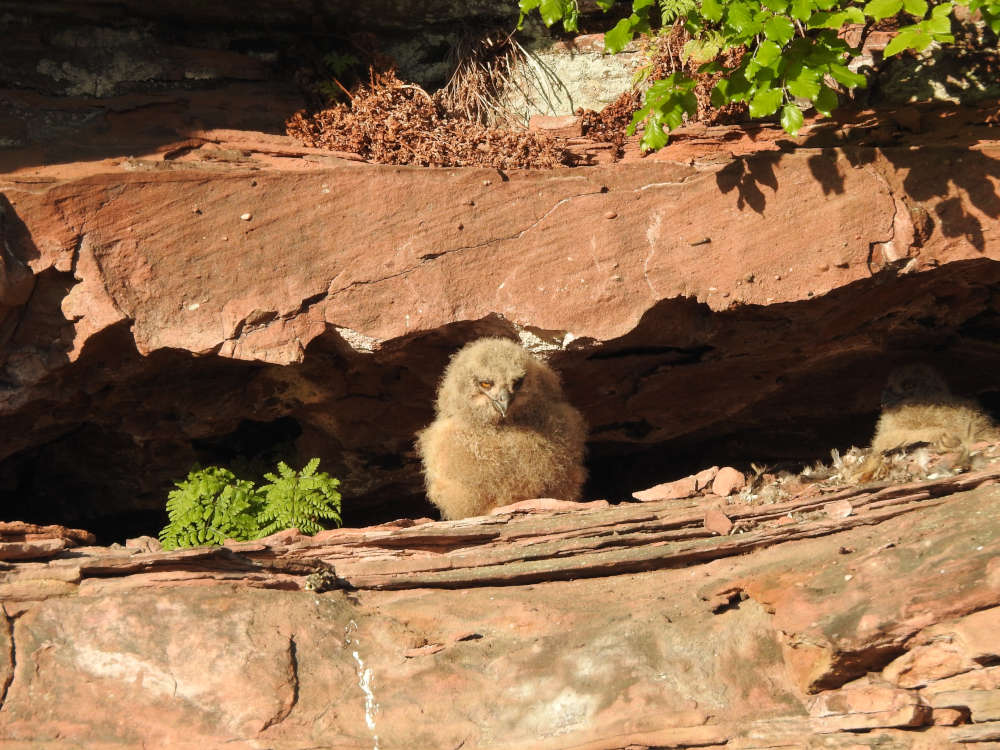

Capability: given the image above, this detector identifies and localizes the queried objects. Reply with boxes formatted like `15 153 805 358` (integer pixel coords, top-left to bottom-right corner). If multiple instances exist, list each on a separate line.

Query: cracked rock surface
0 469 998 747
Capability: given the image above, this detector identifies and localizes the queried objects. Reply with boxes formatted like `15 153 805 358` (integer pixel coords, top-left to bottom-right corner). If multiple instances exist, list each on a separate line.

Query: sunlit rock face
1 0 999 539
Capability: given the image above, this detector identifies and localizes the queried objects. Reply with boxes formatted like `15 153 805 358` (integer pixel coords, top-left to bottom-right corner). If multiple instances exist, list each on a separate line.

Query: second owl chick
416 337 587 520
870 363 998 453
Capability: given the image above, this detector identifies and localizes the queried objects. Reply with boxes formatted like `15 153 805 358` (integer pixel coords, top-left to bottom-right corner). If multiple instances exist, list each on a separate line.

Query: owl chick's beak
489 389 513 419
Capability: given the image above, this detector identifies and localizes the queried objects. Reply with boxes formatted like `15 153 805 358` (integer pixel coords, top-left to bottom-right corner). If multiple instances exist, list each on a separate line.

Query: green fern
257 458 342 536
659 0 697 22
158 467 261 550
158 459 343 549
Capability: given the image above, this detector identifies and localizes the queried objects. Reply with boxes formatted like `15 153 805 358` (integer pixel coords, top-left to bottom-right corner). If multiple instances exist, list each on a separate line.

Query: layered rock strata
0 468 998 747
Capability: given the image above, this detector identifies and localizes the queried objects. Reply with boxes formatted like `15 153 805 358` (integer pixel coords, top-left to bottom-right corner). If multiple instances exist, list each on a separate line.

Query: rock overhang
1 127 999 540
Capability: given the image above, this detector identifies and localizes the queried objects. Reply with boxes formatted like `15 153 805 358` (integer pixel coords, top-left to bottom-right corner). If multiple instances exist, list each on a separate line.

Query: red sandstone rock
489 498 609 515
0 475 995 747
694 466 719 491
809 677 931 732
125 536 163 553
0 521 95 546
632 475 698 501
921 666 1000 697
930 707 966 725
950 721 1000 742
883 642 977 688
0 538 68 560
528 114 583 138
824 499 854 519
704 508 734 536
711 467 745 497
928 689 1000 722
892 606 1000 690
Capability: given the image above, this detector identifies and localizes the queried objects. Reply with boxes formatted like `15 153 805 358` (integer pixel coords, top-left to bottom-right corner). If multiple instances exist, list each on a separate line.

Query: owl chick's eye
478 380 493 390
512 377 525 391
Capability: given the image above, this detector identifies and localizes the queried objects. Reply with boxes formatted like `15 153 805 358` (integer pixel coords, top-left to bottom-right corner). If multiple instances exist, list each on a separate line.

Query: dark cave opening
191 416 304 479
0 360 996 546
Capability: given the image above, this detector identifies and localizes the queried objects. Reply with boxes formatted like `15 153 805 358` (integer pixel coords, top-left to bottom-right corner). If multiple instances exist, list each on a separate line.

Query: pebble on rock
711 467 746 497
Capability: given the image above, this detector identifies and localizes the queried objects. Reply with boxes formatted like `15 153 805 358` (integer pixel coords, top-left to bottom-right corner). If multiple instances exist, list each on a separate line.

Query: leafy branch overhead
519 0 999 148
159 459 342 550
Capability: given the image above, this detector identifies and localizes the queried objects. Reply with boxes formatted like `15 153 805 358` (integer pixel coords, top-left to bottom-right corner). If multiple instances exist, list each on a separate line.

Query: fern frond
257 459 342 536
159 459 344 547
158 466 261 550
659 0 697 23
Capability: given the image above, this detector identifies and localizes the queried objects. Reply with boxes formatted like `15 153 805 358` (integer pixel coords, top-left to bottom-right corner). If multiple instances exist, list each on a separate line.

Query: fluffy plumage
871 363 997 453
416 337 587 520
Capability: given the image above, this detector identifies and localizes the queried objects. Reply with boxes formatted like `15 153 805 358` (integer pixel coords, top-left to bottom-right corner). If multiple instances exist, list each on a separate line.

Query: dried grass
438 31 541 128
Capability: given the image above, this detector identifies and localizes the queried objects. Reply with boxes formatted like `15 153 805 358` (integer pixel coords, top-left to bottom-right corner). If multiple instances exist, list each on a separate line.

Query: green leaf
539 0 569 26
754 39 783 66
627 106 649 135
518 0 542 25
605 16 636 52
762 0 790 10
563 6 580 30
787 65 823 99
672 92 699 126
702 0 724 20
640 120 670 151
883 25 932 54
864 0 904 20
596 0 616 8
847 6 867 21
829 63 867 88
780 102 805 134
764 15 796 43
749 86 783 116
726 1 765 35
634 0 656 9
980 5 1000 32
931 1 954 16
791 0 813 19
902 0 928 14
807 10 843 27
926 10 953 32
684 36 723 62
804 35 846 65
712 66 753 105
814 84 839 115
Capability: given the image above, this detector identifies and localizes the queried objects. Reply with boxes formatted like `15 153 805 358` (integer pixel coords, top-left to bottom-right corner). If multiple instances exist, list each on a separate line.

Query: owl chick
416 337 587 520
870 363 998 453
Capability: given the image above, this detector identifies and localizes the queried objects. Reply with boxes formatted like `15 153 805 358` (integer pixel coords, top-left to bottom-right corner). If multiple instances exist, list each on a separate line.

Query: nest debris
734 439 1000 508
286 69 570 169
